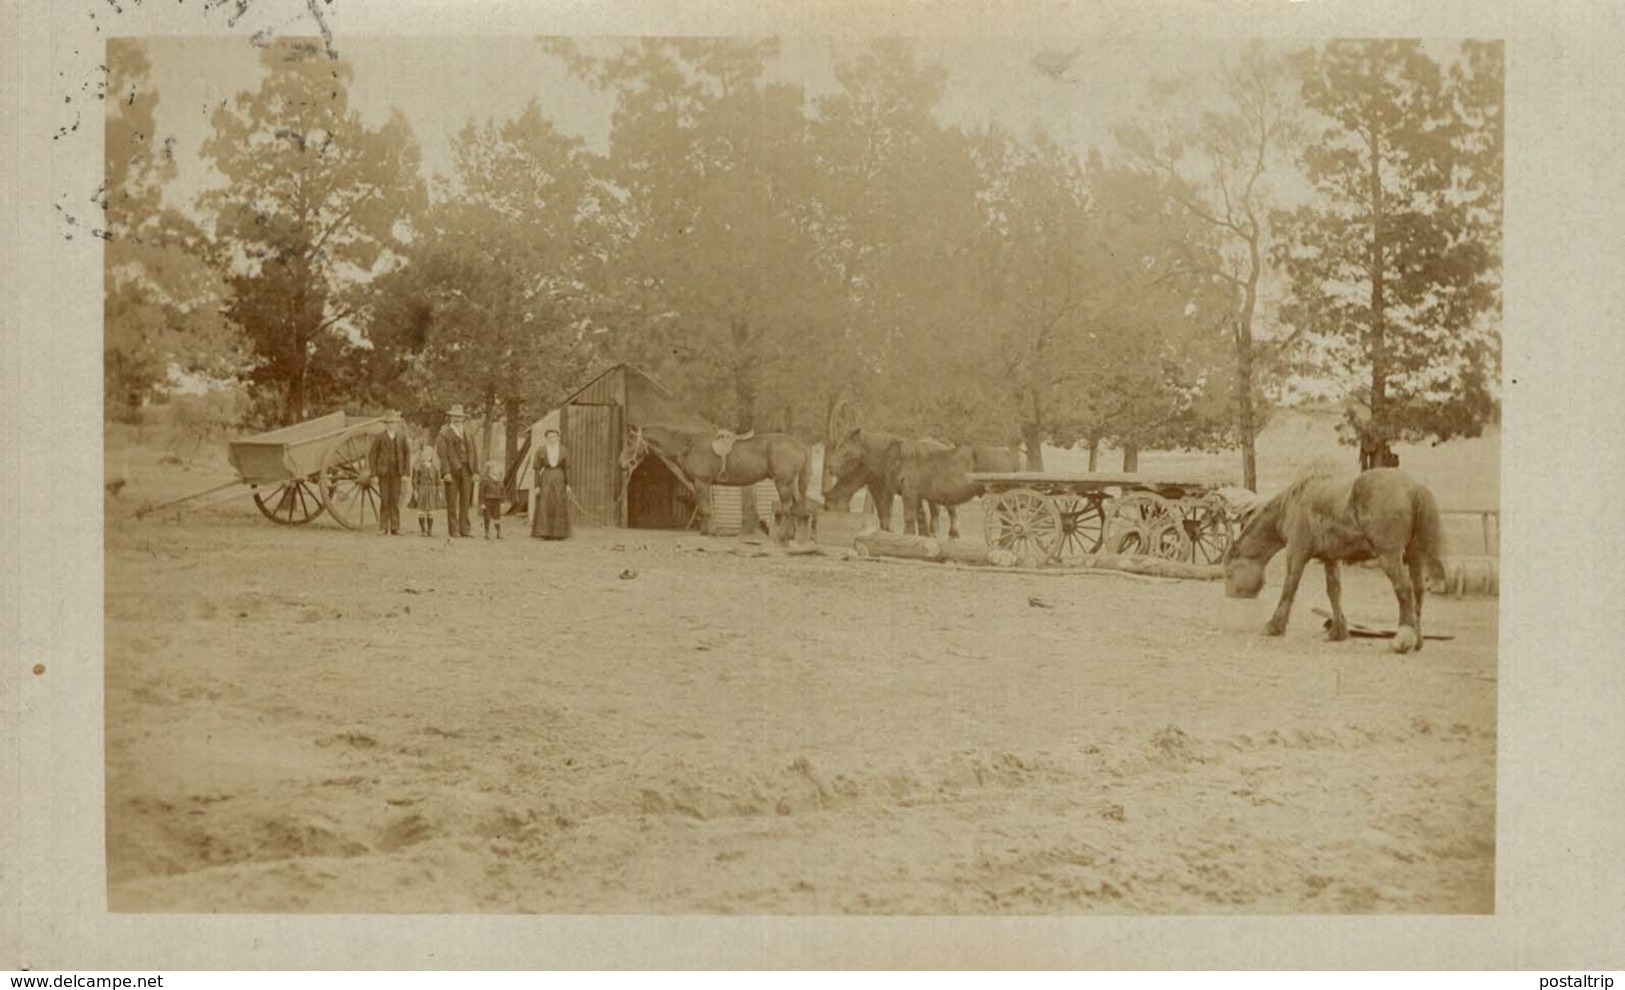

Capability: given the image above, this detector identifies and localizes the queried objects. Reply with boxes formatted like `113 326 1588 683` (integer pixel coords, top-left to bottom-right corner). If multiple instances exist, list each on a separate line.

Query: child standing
410 446 444 536
479 458 507 539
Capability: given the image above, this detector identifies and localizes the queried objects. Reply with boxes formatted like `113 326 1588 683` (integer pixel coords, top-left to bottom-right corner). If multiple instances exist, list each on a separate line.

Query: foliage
200 39 427 425
1272 40 1501 464
803 41 990 439
1113 42 1306 488
548 41 816 432
367 102 600 436
104 39 246 416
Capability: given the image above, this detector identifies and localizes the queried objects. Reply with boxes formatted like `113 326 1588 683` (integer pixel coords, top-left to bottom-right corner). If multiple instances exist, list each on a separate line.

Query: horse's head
821 427 869 506
619 426 648 472
1221 495 1274 599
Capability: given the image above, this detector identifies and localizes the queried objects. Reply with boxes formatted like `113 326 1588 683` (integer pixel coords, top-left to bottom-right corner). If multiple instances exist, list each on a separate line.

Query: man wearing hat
367 411 412 536
435 403 479 538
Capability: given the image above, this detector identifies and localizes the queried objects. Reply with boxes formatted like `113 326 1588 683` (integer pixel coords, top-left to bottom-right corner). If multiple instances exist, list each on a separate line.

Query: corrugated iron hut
506 364 715 529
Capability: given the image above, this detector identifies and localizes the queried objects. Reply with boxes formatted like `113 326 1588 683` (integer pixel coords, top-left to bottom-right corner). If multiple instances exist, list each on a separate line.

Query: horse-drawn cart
972 471 1249 567
137 411 390 530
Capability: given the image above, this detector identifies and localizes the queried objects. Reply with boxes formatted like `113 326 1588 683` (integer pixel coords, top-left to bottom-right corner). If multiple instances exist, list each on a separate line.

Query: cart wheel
252 475 326 525
1146 514 1189 560
1181 495 1234 564
320 430 382 531
1050 492 1106 561
983 488 1060 564
1105 492 1173 555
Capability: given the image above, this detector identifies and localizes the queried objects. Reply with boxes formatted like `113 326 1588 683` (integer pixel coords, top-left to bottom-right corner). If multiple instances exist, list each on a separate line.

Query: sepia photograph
93 27 1507 918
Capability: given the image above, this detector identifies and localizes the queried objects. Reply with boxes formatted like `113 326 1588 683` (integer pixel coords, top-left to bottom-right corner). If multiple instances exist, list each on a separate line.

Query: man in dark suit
435 403 478 538
367 411 412 535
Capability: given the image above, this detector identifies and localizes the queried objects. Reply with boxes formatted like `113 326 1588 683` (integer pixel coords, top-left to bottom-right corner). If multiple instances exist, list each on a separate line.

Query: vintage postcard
4 0 1623 971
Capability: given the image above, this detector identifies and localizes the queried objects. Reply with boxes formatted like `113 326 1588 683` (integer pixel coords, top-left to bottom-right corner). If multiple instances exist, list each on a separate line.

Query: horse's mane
639 422 708 448
1229 463 1343 557
1270 462 1343 505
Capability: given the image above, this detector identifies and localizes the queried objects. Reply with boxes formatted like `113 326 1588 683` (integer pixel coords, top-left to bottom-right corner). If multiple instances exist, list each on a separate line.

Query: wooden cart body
226 411 369 484
970 470 1249 566
141 411 390 530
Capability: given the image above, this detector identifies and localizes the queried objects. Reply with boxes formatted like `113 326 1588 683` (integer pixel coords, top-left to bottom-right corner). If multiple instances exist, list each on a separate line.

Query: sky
140 34 1240 212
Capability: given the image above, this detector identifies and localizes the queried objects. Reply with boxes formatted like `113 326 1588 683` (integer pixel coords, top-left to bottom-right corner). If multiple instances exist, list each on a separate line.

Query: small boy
479 458 507 539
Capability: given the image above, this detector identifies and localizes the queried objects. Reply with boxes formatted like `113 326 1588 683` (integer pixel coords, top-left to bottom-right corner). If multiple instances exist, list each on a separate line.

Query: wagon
970 471 1249 567
138 411 391 530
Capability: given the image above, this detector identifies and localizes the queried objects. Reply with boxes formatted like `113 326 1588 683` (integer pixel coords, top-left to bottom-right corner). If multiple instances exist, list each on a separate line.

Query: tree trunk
1236 334 1258 491
1365 122 1394 472
480 384 497 469
731 319 757 431
289 326 308 424
1237 250 1262 492
733 375 756 432
1087 438 1099 472
503 396 522 476
854 530 991 565
1122 443 1139 473
855 529 943 560
1020 422 1045 471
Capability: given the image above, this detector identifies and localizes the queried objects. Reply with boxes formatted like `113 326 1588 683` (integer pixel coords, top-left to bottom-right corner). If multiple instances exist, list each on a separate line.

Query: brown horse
620 424 813 543
820 428 941 533
1222 467 1447 653
896 443 1023 539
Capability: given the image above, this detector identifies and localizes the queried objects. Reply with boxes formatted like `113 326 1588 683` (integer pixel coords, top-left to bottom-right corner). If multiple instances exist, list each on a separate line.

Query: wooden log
936 539 995 565
1060 553 1223 582
853 529 943 560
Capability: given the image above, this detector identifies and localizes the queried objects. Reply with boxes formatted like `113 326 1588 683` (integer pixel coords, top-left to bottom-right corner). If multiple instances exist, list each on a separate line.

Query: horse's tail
1412 482 1448 586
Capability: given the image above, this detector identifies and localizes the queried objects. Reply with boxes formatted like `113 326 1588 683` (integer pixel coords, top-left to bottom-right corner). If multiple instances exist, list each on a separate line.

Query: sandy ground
104 455 1497 915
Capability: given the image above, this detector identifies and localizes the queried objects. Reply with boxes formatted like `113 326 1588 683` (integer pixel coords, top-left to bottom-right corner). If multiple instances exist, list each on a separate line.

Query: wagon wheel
1180 495 1234 565
1050 492 1106 561
1105 491 1174 555
1145 514 1189 561
319 430 382 531
983 488 1061 564
252 475 326 525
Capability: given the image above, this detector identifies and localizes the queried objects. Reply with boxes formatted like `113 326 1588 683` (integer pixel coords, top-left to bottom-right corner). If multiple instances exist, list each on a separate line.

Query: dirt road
105 485 1496 914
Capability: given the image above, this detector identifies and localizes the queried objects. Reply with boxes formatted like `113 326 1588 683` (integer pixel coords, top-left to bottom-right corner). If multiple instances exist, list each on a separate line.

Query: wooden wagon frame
137 411 393 531
971 471 1250 567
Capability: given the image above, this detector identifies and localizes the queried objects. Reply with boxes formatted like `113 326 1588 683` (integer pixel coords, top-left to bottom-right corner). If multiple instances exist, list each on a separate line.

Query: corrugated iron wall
709 486 743 535
560 402 623 527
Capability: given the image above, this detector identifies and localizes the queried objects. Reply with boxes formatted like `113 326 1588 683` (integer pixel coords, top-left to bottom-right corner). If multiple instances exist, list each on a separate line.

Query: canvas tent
503 364 716 529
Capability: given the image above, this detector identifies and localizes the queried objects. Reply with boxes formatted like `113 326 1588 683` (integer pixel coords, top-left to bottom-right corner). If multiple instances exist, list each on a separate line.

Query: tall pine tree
1274 41 1500 469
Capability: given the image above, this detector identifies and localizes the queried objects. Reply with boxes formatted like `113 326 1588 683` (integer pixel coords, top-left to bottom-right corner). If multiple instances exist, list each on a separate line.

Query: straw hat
447 404 466 418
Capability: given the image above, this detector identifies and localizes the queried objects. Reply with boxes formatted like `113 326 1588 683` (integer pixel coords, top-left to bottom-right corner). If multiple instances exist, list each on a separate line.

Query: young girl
410 445 444 536
479 458 507 539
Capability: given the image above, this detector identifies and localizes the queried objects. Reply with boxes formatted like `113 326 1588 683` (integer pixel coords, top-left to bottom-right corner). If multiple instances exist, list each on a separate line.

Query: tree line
105 37 1502 487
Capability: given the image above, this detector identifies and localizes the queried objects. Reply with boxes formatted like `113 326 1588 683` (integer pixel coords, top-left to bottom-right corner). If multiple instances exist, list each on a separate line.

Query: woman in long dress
531 428 571 539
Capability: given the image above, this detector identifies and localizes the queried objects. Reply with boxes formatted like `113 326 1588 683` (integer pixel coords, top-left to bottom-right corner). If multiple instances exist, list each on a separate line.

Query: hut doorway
626 455 697 530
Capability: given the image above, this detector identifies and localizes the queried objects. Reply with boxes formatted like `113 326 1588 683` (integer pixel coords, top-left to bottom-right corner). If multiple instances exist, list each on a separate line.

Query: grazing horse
620 424 813 543
1221 468 1447 654
820 428 940 533
897 442 1024 540
888 442 1008 539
